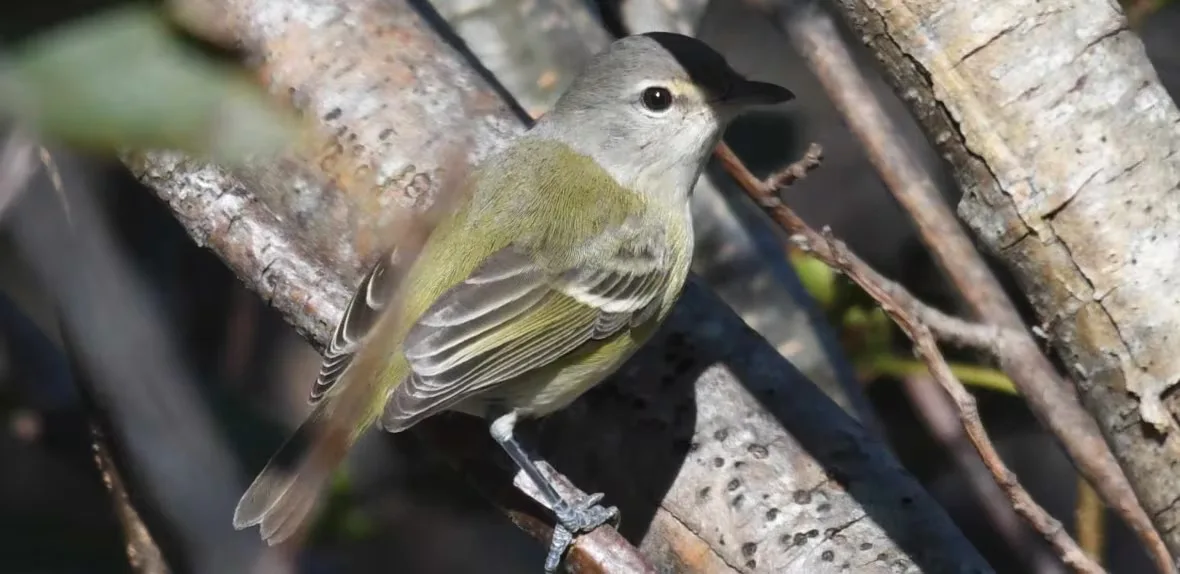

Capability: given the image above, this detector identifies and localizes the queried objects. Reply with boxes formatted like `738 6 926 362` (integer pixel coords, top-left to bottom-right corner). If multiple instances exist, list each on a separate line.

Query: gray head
532 32 793 201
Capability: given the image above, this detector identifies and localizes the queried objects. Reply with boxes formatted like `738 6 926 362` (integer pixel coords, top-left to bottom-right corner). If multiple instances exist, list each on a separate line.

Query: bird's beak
721 78 795 106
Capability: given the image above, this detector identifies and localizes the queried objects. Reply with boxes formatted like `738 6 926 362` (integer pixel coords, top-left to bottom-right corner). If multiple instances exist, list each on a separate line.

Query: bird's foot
543 492 619 573
556 492 618 532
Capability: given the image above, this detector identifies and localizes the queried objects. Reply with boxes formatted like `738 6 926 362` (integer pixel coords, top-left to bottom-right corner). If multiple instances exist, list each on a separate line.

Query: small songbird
233 31 793 571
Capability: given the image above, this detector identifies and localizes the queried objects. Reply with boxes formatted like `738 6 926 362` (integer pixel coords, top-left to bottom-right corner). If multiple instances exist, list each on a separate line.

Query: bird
232 31 794 572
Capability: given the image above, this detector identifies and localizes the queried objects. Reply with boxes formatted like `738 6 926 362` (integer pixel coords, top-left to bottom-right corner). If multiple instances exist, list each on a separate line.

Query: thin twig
753 4 1173 572
903 373 1067 574
912 325 1104 574
90 402 173 574
715 142 993 348
716 141 1105 574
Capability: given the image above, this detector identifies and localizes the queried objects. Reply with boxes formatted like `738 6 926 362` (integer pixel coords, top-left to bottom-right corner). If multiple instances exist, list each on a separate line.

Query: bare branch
911 324 1104 574
715 141 1103 573
741 2 1174 571
618 0 710 36
90 400 172 574
34 151 173 571
902 374 1068 574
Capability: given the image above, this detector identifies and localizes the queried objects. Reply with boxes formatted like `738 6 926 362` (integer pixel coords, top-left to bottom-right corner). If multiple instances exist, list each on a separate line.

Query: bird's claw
542 492 619 573
544 526 575 573
556 492 618 532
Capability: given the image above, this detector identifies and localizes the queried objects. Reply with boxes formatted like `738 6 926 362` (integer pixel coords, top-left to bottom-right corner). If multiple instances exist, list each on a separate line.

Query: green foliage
789 250 836 309
859 354 1018 396
0 6 297 161
790 251 1016 395
841 305 893 357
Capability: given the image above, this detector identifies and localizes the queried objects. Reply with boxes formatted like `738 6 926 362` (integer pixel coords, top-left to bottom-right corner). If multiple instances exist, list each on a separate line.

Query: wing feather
308 249 404 404
381 243 665 431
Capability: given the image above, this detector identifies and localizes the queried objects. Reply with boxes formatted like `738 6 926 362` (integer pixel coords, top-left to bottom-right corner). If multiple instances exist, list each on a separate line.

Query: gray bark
828 0 1180 556
620 0 710 36
430 0 611 116
130 0 991 571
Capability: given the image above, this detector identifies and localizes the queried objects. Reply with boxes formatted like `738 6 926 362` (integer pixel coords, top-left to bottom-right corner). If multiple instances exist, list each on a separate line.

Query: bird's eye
641 86 673 112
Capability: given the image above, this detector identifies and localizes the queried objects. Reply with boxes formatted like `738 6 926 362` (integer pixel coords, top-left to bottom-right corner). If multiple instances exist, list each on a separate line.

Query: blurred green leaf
863 306 892 353
790 251 837 309
858 354 1018 395
842 305 893 357
0 5 297 161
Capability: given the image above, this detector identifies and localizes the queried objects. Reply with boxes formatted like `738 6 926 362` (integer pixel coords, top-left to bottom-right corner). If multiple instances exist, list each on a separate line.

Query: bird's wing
380 243 666 431
307 249 405 405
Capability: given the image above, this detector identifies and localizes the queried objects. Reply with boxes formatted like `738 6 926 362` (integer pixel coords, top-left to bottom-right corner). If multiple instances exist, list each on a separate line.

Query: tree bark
824 0 1180 557
132 0 992 571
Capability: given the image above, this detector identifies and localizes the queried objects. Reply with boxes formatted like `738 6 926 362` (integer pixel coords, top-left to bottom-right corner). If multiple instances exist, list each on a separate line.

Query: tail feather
233 408 356 545
259 471 324 544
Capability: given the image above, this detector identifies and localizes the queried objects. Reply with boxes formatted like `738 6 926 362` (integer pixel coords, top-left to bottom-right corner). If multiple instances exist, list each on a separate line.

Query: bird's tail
233 393 379 545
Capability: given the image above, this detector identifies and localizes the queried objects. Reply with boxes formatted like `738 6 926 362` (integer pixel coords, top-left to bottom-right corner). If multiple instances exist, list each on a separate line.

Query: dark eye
641 86 673 112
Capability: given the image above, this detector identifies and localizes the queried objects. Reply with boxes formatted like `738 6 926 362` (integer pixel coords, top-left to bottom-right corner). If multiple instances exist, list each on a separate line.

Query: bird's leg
489 410 618 572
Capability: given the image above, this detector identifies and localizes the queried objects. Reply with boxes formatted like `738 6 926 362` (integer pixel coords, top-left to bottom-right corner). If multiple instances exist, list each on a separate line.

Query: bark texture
430 0 611 117
827 0 1180 555
620 0 710 36
131 0 992 571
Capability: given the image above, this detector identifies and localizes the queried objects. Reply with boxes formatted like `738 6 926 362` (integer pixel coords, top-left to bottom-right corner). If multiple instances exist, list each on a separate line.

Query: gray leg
490 411 618 572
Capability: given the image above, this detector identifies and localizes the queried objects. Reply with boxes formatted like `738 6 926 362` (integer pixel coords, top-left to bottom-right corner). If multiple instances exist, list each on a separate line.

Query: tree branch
902 373 1068 574
716 142 1103 573
743 2 1174 572
130 0 993 571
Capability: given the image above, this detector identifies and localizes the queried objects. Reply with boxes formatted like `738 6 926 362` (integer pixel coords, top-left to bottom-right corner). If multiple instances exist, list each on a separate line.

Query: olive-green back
382 137 646 384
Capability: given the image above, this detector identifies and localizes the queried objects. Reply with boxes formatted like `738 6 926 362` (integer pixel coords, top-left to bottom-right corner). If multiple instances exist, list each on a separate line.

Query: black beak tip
725 79 795 105
746 80 795 104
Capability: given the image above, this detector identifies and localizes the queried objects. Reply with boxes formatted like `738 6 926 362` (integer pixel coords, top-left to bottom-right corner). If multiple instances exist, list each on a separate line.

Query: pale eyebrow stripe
668 78 707 102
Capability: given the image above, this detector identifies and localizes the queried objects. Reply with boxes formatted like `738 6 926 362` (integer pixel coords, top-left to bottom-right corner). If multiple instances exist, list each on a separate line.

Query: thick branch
746 1 1174 571
791 0 1180 565
129 0 991 571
